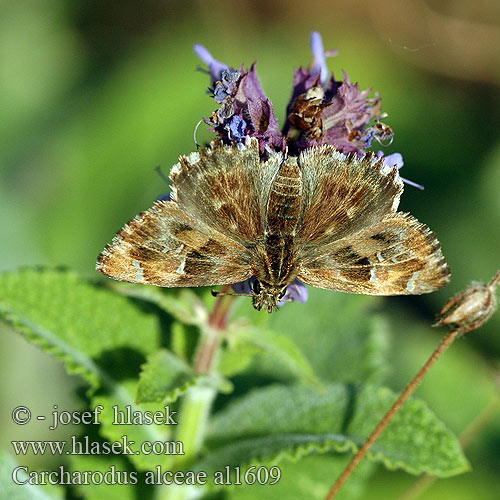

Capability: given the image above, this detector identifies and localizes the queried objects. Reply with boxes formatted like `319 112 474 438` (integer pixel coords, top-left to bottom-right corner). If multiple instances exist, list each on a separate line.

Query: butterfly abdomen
266 159 302 234
259 159 302 286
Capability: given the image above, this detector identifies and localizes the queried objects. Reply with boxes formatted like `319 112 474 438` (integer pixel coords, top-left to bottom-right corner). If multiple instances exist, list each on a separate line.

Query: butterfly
96 138 450 312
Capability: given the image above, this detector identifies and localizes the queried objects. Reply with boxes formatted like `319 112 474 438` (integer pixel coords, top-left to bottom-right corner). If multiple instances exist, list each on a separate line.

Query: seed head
435 270 500 334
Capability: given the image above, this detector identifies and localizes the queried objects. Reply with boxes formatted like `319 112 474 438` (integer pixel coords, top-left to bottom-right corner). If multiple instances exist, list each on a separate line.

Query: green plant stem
324 328 461 500
158 286 235 500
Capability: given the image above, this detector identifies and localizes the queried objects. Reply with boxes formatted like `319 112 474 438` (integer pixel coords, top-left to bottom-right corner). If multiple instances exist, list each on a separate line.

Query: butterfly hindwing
97 201 253 287
297 213 450 295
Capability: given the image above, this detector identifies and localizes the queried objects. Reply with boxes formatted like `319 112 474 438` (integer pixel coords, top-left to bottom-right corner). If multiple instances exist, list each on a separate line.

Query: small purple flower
213 69 241 103
193 44 229 82
227 115 247 141
282 33 388 155
232 277 308 307
309 31 330 85
232 278 254 296
278 280 309 305
376 151 424 190
195 45 285 155
377 151 404 170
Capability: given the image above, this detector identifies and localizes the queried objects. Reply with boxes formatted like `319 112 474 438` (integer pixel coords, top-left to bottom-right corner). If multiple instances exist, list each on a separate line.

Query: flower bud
435 270 500 334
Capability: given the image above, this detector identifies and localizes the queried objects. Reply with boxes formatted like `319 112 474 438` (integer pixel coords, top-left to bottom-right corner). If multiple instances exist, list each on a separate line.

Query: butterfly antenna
374 134 394 147
193 119 204 149
155 165 170 185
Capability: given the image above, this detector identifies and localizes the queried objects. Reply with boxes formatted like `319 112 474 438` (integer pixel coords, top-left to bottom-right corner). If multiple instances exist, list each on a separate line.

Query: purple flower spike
310 31 329 85
194 44 230 82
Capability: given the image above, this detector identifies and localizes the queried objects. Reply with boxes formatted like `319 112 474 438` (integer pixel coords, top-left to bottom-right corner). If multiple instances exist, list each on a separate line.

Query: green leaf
92 380 178 472
227 455 374 500
0 449 64 499
218 338 261 378
224 321 320 386
233 288 389 384
108 281 208 325
0 269 160 391
137 349 203 404
197 383 469 478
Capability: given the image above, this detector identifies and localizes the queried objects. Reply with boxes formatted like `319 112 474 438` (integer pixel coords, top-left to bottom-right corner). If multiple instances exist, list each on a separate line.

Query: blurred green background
1 0 499 499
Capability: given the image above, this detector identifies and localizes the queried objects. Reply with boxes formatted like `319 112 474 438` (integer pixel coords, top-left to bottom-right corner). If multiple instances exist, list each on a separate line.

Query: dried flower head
435 270 500 334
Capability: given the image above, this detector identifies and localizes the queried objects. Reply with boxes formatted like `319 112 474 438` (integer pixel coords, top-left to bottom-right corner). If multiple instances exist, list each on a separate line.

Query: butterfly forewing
97 201 252 287
170 138 280 245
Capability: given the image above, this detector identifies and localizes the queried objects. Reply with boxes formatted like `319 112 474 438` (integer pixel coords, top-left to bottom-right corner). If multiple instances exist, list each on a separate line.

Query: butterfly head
251 279 288 313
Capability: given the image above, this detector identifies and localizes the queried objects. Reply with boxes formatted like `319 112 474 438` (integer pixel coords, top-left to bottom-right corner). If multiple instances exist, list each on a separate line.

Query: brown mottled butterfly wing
97 139 449 301
170 139 280 244
97 199 253 287
296 148 449 294
297 146 402 244
97 139 274 287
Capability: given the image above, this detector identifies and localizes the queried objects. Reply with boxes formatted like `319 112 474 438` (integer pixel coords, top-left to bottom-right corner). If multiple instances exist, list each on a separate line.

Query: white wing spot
406 271 420 292
376 252 384 262
176 259 186 275
162 247 169 254
186 151 200 165
132 260 141 268
370 267 378 282
176 244 185 254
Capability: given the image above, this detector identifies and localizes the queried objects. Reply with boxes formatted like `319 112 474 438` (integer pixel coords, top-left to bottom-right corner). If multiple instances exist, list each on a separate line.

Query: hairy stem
324 328 461 500
194 284 234 373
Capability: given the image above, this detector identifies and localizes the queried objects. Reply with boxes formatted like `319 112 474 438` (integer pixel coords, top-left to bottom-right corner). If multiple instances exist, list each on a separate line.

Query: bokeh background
1 1 499 499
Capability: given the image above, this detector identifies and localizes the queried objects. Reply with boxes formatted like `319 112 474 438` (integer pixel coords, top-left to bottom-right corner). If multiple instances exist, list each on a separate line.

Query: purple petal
378 151 404 170
213 83 229 103
278 280 309 306
228 115 247 140
375 151 424 190
310 31 329 85
400 176 425 190
232 278 254 295
157 192 171 202
221 69 241 94
234 65 284 153
194 44 230 82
